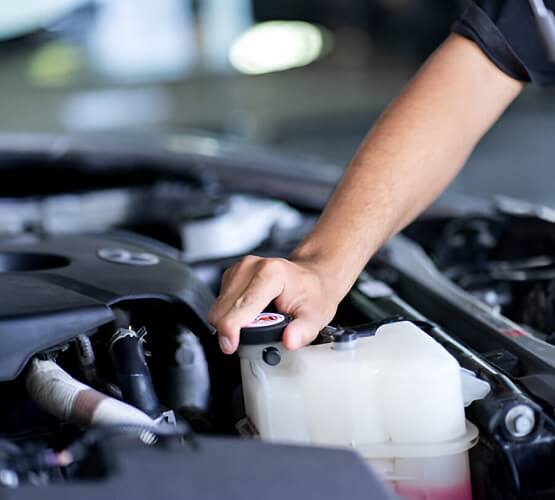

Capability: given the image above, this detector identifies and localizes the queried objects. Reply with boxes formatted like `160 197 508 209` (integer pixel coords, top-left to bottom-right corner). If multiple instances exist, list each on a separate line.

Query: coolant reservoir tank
239 315 471 448
239 315 479 499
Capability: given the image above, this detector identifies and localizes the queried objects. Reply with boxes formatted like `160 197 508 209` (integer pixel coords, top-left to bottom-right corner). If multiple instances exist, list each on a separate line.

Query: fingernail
219 336 233 354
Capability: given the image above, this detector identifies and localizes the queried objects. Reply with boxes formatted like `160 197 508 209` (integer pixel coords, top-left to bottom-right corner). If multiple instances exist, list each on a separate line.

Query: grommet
262 346 281 366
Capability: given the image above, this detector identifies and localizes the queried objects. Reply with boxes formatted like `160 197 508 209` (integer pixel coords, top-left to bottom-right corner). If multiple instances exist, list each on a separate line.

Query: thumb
282 315 322 351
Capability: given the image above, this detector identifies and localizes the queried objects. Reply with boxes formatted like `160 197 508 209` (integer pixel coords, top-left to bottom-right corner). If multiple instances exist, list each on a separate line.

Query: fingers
209 256 259 326
282 315 323 351
209 259 286 354
218 256 258 302
209 255 336 355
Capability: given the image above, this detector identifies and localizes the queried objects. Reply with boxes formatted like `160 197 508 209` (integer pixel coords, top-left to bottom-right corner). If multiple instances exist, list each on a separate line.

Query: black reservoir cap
239 312 291 345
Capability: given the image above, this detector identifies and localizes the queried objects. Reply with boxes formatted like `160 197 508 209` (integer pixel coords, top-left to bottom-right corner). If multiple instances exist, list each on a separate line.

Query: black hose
109 327 161 418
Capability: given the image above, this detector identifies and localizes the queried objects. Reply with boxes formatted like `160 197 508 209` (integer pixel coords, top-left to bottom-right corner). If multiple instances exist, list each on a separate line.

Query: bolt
505 404 535 438
0 469 19 488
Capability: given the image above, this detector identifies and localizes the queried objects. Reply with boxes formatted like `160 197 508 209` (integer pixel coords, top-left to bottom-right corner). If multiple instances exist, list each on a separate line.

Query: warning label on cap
246 312 286 328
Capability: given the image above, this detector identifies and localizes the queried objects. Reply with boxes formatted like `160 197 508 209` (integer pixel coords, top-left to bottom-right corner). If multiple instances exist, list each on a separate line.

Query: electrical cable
5 422 196 478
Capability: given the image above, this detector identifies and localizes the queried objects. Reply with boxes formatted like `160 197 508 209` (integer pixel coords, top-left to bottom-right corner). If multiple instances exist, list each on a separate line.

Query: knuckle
216 316 235 334
233 294 249 309
273 257 291 271
240 254 259 267
257 259 281 277
233 290 260 309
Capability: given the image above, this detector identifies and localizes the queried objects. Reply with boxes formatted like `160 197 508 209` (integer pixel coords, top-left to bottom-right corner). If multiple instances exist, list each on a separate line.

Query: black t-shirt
452 0 555 85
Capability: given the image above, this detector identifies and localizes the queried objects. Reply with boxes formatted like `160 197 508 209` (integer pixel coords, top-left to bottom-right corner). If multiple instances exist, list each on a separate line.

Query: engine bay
0 138 554 499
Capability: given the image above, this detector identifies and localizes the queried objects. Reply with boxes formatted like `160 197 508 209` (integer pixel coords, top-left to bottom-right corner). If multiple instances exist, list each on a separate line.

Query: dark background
0 0 553 206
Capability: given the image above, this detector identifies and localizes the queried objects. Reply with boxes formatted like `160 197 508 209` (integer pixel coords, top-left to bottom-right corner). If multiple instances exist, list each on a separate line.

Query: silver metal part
109 327 139 350
97 247 160 266
158 410 177 426
139 431 157 446
505 404 536 438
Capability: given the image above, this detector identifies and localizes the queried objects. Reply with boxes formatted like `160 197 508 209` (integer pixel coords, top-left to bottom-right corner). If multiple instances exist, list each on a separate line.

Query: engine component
504 404 536 438
523 281 555 339
109 327 161 419
239 320 474 445
75 334 97 384
181 195 302 262
0 233 215 382
75 334 121 399
26 359 154 427
239 320 480 498
373 235 555 497
162 328 210 413
3 135 555 498
383 235 555 408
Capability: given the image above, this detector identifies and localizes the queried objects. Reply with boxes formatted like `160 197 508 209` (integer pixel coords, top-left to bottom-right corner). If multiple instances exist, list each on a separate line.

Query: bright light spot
229 21 326 75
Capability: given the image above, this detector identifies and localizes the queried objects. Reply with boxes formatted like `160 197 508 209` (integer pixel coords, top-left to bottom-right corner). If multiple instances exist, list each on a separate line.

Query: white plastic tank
239 318 481 499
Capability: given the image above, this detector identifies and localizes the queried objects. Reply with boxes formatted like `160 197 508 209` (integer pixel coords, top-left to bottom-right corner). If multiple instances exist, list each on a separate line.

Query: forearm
292 34 523 299
209 33 524 353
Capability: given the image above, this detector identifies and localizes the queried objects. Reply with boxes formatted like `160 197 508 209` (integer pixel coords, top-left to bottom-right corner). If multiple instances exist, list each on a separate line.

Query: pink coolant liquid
393 480 472 500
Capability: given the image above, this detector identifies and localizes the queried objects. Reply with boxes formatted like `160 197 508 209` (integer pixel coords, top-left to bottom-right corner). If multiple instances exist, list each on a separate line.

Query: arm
209 33 523 354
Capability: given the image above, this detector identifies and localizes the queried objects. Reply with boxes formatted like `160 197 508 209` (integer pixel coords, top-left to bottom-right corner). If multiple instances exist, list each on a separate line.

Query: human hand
208 255 339 354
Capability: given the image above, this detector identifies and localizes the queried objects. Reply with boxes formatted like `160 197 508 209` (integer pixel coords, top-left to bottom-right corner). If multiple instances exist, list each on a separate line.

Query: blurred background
0 0 553 206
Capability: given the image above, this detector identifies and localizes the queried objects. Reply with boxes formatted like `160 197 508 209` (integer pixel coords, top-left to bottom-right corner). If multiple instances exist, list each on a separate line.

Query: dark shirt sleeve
452 0 555 86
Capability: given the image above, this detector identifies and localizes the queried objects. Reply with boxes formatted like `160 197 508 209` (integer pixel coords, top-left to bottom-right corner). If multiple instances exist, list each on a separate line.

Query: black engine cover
0 232 214 381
